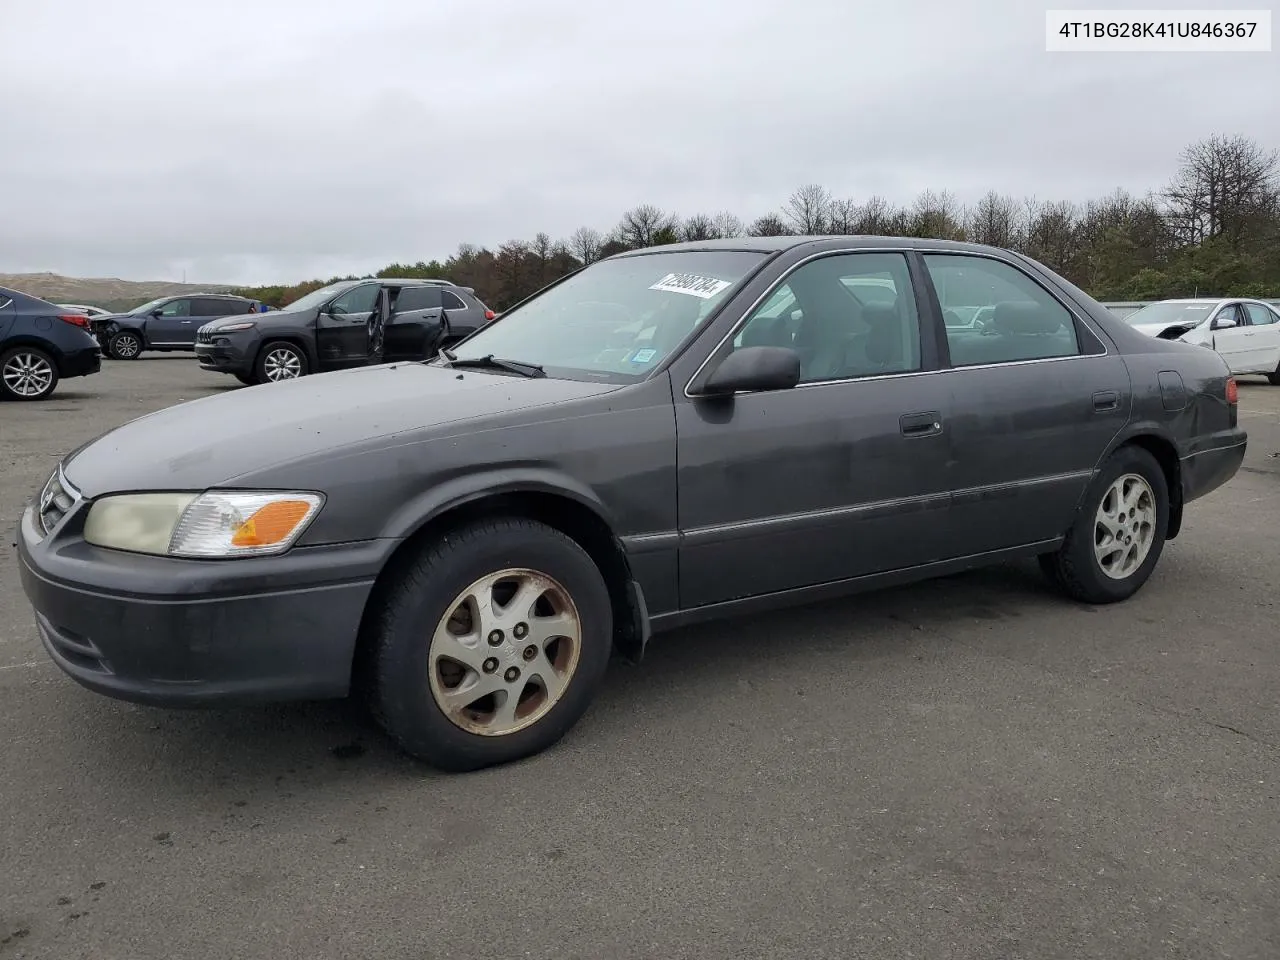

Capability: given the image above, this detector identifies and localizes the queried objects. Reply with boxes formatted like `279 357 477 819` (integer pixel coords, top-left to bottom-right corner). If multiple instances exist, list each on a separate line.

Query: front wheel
255 341 308 383
1039 445 1169 604
0 346 60 400
366 518 613 771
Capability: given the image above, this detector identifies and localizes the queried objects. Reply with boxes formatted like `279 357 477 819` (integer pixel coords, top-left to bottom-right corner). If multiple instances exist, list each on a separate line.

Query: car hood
202 310 303 331
62 363 621 497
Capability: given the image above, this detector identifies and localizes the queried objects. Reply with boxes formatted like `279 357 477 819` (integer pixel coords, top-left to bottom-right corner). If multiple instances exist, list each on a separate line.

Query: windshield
281 281 358 312
1124 302 1216 327
130 297 168 315
444 250 767 381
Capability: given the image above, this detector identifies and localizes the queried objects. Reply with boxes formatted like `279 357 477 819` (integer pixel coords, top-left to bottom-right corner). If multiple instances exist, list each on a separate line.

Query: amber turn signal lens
1226 377 1238 405
231 500 314 547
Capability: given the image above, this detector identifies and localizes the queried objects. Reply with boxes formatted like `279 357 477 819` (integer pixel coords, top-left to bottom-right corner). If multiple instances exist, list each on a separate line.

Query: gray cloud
1 0 1276 284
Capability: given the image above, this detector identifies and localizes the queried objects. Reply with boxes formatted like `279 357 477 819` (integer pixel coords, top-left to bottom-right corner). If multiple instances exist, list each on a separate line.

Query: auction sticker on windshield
650 273 732 299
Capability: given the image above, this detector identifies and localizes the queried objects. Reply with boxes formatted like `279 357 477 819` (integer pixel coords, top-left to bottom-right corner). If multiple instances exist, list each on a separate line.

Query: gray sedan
17 237 1246 771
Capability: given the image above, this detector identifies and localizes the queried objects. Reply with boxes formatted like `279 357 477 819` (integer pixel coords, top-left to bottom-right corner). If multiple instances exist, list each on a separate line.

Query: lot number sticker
649 273 731 299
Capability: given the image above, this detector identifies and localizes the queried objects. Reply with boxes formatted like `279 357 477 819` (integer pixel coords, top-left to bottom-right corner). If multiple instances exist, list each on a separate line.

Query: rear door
0 293 14 340
186 298 239 345
315 283 377 366
386 285 444 361
1208 303 1251 372
1241 301 1280 373
920 252 1131 553
440 288 483 342
146 298 193 346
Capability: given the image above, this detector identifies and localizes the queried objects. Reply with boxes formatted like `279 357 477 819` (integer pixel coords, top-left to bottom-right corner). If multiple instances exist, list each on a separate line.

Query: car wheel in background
107 330 143 360
1268 359 1280 385
0 346 60 401
255 342 307 383
1039 445 1169 604
363 517 613 771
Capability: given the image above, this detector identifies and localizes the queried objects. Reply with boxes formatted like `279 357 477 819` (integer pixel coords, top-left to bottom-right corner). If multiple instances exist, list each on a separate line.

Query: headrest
993 301 1062 335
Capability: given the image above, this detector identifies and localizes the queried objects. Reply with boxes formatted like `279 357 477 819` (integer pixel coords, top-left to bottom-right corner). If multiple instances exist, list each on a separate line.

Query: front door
675 250 955 608
146 298 193 346
1208 303 1251 373
315 283 377 367
920 252 1132 553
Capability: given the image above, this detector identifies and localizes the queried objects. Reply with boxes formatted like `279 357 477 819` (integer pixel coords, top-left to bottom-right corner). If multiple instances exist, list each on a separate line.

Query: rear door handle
900 411 943 438
1093 390 1119 412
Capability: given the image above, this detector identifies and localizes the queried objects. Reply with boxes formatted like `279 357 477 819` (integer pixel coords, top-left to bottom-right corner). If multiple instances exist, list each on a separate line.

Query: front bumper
195 337 256 376
17 501 393 707
60 347 102 379
1180 428 1247 504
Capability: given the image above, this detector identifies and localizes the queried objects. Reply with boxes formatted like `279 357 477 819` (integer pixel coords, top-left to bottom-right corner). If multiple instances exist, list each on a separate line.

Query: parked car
1123 297 1280 383
193 277 495 385
57 303 111 318
92 294 262 360
1 286 102 401
18 237 1246 771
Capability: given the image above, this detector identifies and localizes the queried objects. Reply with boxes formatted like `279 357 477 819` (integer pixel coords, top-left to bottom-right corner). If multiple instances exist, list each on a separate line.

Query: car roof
607 235 1032 259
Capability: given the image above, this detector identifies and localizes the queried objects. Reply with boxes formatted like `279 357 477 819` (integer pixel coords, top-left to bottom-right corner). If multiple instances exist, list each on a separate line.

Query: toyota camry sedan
18 237 1246 771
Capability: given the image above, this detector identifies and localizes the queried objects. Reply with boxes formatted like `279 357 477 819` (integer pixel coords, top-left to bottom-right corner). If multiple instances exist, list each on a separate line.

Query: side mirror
1212 315 1237 330
700 346 801 396
150 308 163 317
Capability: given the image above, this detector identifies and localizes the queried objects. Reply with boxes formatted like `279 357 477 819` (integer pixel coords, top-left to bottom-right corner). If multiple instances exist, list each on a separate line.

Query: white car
1123 297 1280 384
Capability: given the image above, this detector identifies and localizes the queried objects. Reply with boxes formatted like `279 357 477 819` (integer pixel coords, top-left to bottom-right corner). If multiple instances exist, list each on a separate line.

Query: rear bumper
1181 429 1247 504
59 347 101 379
17 503 393 706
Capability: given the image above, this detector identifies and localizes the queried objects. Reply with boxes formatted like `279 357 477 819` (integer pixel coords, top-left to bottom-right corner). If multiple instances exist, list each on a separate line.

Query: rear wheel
0 347 59 400
1039 445 1168 604
255 341 307 383
366 518 612 771
107 330 143 360
1268 359 1280 385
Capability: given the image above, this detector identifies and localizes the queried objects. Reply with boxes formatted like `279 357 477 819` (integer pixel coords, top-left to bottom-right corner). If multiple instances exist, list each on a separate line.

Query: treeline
233 134 1280 312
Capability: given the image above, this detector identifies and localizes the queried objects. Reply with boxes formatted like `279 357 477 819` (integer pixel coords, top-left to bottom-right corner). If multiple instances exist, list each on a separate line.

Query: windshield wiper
443 353 545 378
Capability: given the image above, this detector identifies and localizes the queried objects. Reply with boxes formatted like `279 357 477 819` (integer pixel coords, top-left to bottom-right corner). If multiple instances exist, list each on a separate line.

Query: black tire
366 517 613 772
234 373 256 386
1267 368 1280 386
107 330 143 360
1039 445 1169 604
0 346 60 401
254 341 308 383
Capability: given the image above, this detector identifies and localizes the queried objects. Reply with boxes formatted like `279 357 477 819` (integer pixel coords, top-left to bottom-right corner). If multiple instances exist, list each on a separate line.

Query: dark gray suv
92 294 263 359
194 278 495 385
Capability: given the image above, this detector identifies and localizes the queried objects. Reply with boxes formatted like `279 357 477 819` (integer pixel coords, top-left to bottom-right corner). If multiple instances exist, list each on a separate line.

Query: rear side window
395 286 443 312
192 298 237 317
1243 303 1278 326
441 290 468 311
923 255 1081 367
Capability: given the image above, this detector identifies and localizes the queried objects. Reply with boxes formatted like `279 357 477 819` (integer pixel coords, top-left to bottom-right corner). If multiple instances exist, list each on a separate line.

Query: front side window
923 254 1080 367
446 250 766 382
730 252 921 383
329 284 380 316
1213 304 1244 328
156 299 190 318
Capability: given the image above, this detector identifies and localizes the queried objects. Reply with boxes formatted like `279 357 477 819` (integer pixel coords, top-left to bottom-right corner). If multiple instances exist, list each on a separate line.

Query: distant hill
0 272 233 313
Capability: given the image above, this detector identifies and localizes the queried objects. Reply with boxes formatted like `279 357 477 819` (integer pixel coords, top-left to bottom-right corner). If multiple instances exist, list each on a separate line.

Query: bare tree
1164 134 1280 247
783 183 833 234
850 196 897 235
827 198 859 234
966 191 1023 248
1021 198 1079 274
908 190 965 240
568 226 603 264
617 204 678 248
712 211 745 238
681 214 717 242
747 213 791 237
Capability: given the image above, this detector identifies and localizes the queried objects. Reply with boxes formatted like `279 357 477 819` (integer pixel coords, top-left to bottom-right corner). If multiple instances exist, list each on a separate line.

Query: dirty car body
18 237 1246 770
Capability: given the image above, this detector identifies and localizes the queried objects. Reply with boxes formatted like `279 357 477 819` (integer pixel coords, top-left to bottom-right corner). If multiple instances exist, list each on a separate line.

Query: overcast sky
1 0 1276 285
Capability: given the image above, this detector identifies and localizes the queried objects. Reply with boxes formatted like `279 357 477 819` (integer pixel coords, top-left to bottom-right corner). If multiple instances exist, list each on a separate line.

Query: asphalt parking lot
2 355 1278 960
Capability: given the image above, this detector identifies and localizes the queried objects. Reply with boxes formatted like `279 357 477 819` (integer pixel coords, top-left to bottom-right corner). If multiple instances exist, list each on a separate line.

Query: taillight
1226 377 1238 405
58 314 91 329
484 309 496 321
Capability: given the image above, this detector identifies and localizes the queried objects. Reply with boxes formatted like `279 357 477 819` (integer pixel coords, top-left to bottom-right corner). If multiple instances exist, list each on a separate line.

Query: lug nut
482 658 498 674
514 622 528 639
487 630 503 646
523 645 537 661
504 667 520 683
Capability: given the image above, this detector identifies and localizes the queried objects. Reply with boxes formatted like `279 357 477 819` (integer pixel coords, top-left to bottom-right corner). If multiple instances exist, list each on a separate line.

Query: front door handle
1092 390 1119 412
900 411 943 438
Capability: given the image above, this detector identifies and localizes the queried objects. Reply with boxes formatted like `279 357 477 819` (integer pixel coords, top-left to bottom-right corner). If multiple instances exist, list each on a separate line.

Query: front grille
37 466 81 536
196 327 213 344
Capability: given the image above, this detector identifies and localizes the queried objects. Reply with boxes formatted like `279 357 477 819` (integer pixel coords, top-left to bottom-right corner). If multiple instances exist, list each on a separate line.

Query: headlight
214 321 256 332
83 490 324 558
